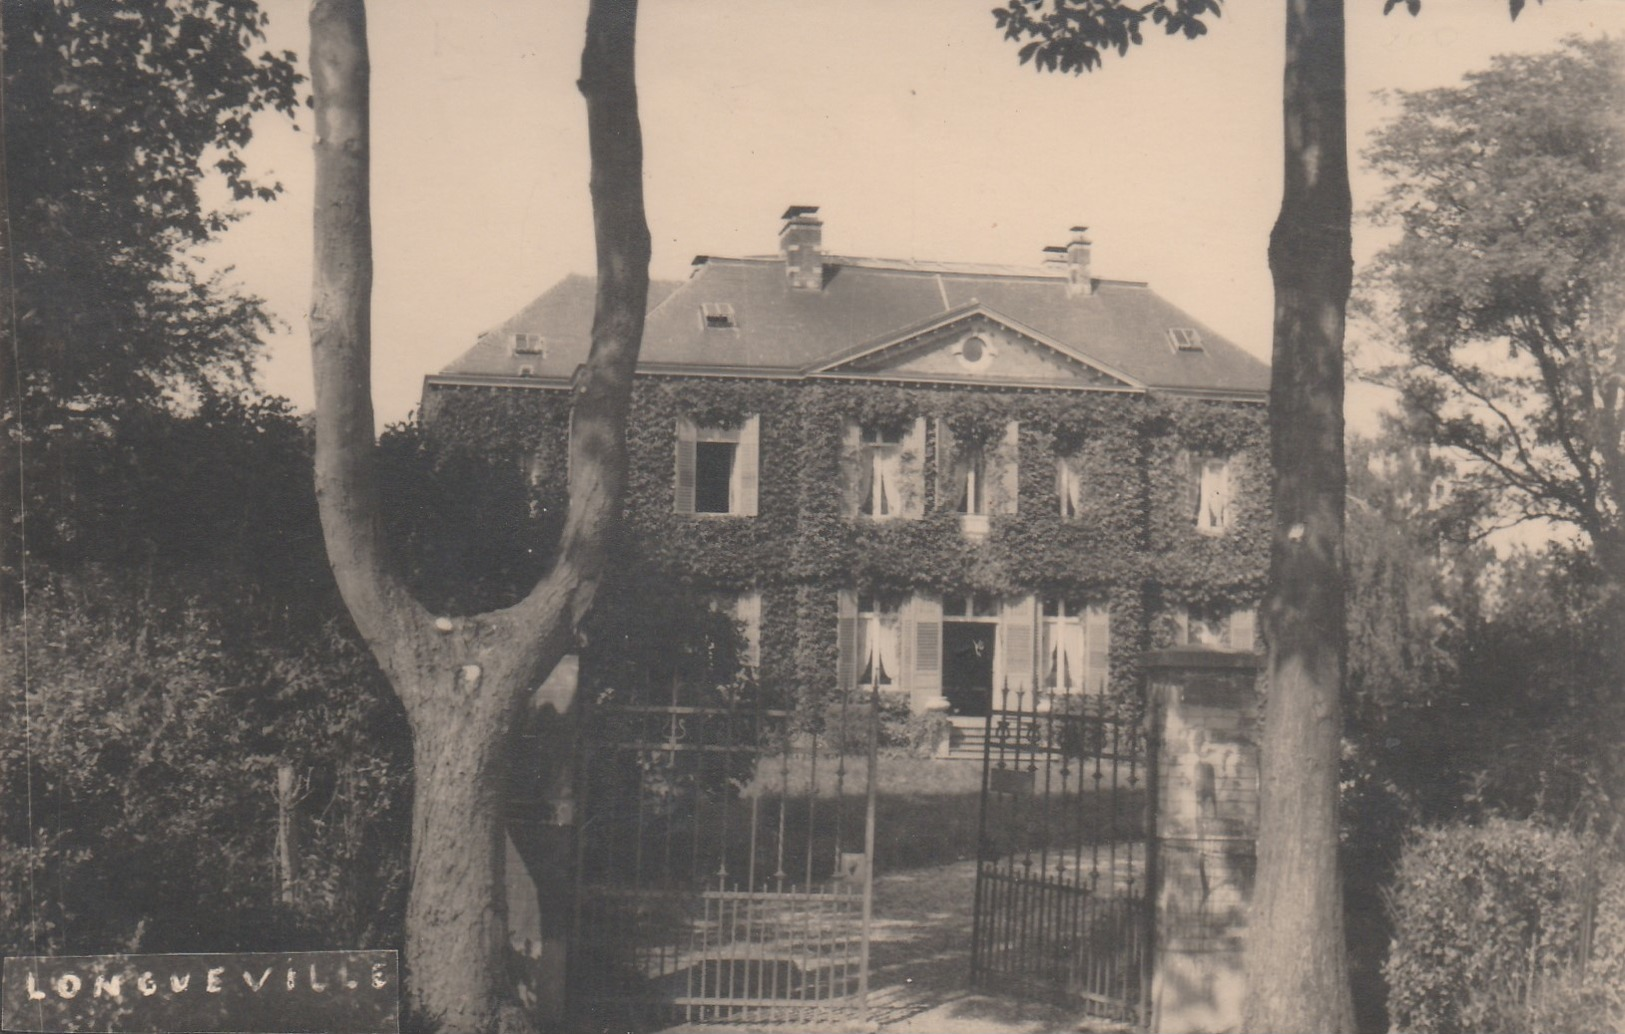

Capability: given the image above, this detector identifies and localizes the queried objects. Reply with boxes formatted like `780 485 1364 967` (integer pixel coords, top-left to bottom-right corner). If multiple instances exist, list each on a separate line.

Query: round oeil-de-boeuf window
956 335 995 370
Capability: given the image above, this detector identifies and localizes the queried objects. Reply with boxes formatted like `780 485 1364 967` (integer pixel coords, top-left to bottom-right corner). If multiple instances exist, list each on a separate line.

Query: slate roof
430 253 1269 400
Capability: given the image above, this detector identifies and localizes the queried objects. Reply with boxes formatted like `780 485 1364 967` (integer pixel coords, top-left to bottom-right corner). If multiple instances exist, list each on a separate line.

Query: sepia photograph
2 1 1623 1032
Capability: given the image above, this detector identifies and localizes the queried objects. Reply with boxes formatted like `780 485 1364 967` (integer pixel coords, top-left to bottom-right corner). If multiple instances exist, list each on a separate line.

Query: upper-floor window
1057 455 1084 519
512 332 545 356
843 418 924 519
676 415 759 516
1041 598 1110 695
1181 450 1234 534
937 420 1019 534
948 445 988 516
862 427 904 517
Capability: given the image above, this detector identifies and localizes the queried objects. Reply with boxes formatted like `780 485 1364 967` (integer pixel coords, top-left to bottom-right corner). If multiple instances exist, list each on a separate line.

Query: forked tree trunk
308 0 649 1029
1243 0 1357 1031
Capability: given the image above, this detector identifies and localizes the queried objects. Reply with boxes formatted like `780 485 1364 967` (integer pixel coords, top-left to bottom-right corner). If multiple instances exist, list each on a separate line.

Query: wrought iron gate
570 685 878 1029
970 684 1154 1023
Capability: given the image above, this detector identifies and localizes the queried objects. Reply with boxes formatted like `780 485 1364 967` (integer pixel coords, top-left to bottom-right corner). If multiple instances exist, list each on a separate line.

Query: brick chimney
1065 226 1093 297
780 205 824 291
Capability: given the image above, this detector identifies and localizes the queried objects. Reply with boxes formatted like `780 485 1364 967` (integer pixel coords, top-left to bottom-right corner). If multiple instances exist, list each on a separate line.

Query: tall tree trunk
307 0 649 1029
1243 0 1357 1031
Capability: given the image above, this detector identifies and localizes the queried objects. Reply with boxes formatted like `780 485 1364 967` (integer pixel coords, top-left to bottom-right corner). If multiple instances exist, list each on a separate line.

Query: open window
856 593 902 688
675 415 759 516
842 418 924 519
937 420 1019 535
1180 450 1235 534
861 426 904 517
1041 598 1110 695
1057 455 1084 519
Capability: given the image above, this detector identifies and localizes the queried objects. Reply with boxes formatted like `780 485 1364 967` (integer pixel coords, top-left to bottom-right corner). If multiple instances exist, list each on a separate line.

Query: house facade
422 207 1270 717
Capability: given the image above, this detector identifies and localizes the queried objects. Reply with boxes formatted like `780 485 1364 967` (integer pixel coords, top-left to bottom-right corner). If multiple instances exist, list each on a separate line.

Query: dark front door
943 621 996 717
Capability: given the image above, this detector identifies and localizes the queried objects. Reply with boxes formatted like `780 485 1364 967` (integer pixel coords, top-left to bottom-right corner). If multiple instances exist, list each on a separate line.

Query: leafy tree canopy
1358 37 1625 566
3 0 301 419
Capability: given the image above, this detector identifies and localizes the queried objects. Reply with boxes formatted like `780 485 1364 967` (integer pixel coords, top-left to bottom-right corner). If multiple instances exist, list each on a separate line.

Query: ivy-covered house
421 207 1269 719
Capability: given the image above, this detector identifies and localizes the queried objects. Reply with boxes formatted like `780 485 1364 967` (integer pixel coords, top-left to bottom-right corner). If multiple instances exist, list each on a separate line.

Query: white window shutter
1000 596 1037 693
842 419 864 516
674 417 698 514
1176 449 1199 525
910 594 942 703
836 590 858 694
935 419 957 512
1085 604 1111 695
736 415 760 516
900 417 926 518
898 599 917 692
1228 607 1256 653
996 420 1020 515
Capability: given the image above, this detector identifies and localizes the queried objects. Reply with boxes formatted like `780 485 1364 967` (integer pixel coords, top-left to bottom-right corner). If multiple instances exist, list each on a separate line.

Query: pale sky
206 0 1625 429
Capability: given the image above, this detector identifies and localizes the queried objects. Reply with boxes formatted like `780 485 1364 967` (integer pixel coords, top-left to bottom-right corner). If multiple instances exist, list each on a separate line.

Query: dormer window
1168 328 1204 352
701 302 738 330
513 332 545 356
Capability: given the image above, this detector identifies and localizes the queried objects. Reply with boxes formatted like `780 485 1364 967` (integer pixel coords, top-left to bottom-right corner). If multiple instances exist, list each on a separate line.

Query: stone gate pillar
1143 646 1261 1034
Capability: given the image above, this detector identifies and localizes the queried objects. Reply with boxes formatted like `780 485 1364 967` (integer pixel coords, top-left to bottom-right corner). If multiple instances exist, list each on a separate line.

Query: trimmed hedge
1384 819 1623 1034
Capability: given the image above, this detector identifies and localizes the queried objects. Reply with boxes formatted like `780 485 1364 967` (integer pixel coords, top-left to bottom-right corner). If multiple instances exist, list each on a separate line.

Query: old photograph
3 2 1623 1032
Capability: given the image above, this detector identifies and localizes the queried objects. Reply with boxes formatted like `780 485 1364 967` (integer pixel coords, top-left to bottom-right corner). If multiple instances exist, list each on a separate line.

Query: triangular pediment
808 305 1144 391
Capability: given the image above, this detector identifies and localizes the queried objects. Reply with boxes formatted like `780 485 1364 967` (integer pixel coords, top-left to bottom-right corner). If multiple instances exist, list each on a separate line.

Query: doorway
943 621 996 717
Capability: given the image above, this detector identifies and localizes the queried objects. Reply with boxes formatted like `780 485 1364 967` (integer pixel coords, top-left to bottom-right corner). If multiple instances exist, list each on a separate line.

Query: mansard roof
430 253 1269 401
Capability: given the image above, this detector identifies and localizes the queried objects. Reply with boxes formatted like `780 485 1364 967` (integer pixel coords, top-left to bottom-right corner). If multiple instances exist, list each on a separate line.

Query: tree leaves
991 0 1221 75
3 2 302 419
1357 38 1625 563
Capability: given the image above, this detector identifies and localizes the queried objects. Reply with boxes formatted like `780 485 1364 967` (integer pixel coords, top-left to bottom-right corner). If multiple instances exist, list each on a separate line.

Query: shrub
821 691 950 757
0 575 410 955
1384 819 1621 1034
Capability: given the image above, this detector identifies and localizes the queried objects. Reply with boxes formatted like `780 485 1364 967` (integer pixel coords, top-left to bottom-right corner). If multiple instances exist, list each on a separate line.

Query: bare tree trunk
307 0 649 1029
276 764 301 906
1243 0 1357 1031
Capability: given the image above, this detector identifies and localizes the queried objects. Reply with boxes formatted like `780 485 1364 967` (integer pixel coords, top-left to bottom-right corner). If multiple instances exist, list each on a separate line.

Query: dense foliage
2 0 300 418
423 379 1269 708
1384 820 1623 1034
1359 37 1625 571
1342 432 1625 1031
1 401 410 958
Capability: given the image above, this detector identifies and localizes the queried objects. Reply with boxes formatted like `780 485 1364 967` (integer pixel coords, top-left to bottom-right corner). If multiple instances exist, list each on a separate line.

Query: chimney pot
1065 225 1093 297
780 205 824 291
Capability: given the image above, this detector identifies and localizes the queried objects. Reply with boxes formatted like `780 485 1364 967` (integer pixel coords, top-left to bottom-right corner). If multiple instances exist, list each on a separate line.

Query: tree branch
308 0 431 691
502 0 650 682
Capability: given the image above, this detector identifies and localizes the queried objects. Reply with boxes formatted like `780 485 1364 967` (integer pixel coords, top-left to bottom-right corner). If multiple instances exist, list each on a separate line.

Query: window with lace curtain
1194 455 1233 534
1041 598 1109 695
1058 455 1083 519
859 427 904 517
856 593 902 687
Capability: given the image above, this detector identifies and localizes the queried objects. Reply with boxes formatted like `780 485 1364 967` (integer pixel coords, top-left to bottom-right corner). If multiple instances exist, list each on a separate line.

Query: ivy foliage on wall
421 379 1268 702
